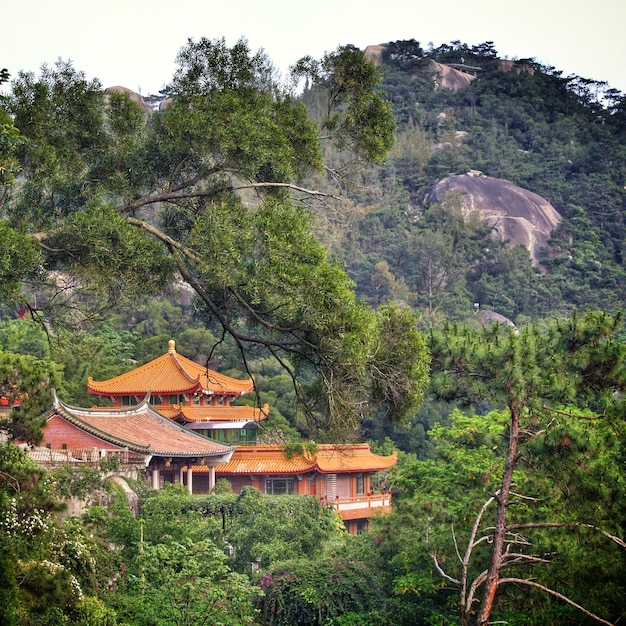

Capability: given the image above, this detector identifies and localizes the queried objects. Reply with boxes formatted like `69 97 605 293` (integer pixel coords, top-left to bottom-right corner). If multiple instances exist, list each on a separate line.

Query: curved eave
170 404 269 424
87 380 202 397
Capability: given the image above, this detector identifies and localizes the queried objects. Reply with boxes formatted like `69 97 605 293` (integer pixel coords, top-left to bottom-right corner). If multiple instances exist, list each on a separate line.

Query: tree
292 44 396 165
0 349 62 444
114 538 257 626
258 557 385 626
428 312 626 625
1 39 427 437
0 442 118 625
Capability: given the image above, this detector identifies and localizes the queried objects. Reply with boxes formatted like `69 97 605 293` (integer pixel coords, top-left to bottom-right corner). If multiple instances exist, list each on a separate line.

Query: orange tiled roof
214 445 317 475
87 340 254 397
315 444 397 473
159 404 268 423
207 443 397 476
49 396 234 459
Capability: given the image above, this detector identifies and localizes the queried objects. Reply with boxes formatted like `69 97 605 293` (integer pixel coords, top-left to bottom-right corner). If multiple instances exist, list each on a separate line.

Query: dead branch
460 495 496 619
428 552 461 586
498 578 615 626
506 522 626 550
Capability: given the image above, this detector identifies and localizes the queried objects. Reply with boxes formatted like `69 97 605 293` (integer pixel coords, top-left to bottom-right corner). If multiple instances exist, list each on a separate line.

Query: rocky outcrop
364 45 475 91
364 44 386 65
423 172 562 265
365 45 535 91
427 60 476 90
104 86 153 115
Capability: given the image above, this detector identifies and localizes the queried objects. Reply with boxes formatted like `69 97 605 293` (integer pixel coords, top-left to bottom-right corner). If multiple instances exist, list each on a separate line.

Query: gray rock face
424 173 562 265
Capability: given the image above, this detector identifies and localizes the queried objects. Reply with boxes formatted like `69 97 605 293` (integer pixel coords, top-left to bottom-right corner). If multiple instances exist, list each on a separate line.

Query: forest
1 36 626 625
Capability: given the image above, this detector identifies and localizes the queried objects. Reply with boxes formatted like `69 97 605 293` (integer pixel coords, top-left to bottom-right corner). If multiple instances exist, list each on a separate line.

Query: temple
40 339 396 533
87 339 267 446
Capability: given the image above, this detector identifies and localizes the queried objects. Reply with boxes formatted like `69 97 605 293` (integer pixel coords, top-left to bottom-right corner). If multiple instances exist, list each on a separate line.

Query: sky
2 0 625 97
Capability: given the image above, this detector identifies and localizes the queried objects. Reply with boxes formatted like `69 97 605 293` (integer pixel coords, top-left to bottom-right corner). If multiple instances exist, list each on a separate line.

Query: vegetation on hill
1 36 626 625
303 39 626 323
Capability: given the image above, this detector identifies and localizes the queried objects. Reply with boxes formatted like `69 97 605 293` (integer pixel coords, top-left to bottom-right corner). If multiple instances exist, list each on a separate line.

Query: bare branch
459 495 496 619
465 570 489 617
498 578 615 626
506 522 626 550
116 182 340 214
501 553 551 567
428 552 461 586
452 524 463 564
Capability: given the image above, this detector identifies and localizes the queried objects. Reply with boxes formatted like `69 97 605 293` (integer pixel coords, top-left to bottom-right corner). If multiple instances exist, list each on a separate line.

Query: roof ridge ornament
168 339 176 354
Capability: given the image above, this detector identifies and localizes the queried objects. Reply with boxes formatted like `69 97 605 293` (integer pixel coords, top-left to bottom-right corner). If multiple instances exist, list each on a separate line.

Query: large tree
0 38 427 438
428 312 626 625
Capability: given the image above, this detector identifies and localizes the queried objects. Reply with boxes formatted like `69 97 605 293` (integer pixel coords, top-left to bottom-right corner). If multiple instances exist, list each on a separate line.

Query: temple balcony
321 491 392 521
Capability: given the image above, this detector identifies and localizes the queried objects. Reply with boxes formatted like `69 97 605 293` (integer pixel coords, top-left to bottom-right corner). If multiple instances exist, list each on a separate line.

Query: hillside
306 39 626 323
95 42 626 325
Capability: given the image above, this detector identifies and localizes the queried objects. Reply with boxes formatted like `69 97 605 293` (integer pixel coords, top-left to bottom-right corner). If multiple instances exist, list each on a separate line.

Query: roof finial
168 339 176 354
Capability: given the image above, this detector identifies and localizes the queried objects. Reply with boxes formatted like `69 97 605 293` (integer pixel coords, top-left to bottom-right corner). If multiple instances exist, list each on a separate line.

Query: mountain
311 39 626 322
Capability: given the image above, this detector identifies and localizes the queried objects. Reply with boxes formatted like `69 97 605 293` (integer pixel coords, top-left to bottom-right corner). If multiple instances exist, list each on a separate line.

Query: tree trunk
476 401 521 626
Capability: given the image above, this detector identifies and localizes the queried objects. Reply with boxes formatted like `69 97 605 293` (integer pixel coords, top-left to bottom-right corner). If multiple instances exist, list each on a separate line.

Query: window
356 474 365 495
149 395 163 405
121 395 138 406
356 519 369 534
240 426 257 445
265 478 295 495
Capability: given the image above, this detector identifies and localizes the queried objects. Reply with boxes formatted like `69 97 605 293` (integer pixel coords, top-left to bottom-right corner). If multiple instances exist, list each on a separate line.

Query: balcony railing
321 492 393 520
27 446 146 467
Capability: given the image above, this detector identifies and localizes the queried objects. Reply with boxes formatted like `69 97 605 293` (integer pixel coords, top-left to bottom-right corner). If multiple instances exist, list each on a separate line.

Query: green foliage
284 441 319 459
139 485 225 545
258 557 385 626
0 222 42 305
50 463 107 499
226 486 340 570
115 538 258 626
293 45 396 162
0 349 62 444
368 304 430 421
0 317 51 359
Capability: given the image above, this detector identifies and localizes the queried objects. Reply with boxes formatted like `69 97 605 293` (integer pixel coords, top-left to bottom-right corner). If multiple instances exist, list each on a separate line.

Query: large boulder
423 172 562 265
427 60 475 90
104 86 153 115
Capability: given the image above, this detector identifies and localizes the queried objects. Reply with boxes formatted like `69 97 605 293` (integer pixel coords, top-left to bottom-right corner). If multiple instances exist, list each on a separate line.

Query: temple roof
47 396 234 459
205 444 397 476
158 403 269 423
87 340 254 397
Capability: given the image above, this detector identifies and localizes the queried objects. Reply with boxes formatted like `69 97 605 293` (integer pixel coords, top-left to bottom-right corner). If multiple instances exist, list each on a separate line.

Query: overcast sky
2 0 624 96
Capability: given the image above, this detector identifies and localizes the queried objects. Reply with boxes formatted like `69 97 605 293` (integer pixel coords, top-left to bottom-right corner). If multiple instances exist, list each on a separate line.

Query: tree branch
540 405 601 421
506 522 626 550
117 182 340 214
428 552 461 586
498 578 615 626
